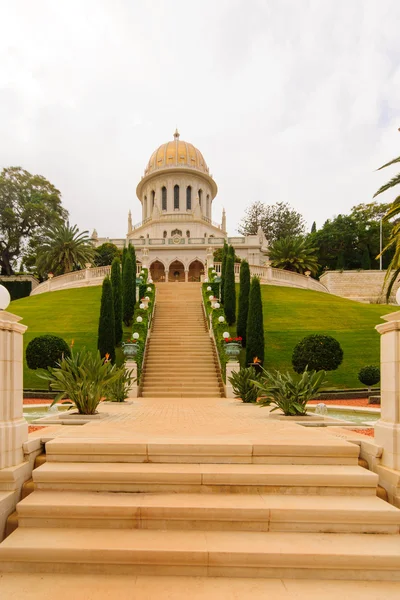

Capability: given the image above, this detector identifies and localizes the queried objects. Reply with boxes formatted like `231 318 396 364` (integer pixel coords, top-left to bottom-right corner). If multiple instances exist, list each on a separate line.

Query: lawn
10 283 399 390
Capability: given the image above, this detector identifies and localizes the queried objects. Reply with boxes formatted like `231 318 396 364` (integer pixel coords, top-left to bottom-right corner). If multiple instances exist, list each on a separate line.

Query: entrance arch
150 260 166 282
168 260 185 282
188 259 204 282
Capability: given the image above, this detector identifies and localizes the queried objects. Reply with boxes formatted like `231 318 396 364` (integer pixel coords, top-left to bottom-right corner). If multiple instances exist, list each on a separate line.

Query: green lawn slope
10 284 399 390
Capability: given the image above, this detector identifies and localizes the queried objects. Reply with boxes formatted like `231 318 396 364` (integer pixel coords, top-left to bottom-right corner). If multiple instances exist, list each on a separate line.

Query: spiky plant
37 221 94 275
374 153 400 299
269 236 319 275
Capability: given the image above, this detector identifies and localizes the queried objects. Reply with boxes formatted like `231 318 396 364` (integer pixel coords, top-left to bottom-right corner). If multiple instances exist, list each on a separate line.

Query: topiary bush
358 365 380 391
292 334 343 374
237 260 250 347
224 253 236 325
97 276 116 363
246 276 264 366
26 335 71 371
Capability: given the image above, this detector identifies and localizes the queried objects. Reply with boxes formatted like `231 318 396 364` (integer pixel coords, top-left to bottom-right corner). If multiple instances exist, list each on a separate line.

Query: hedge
0 279 32 300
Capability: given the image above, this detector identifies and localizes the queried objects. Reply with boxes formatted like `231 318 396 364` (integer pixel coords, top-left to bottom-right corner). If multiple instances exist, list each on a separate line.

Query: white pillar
0 311 28 469
125 360 138 398
225 362 240 398
375 312 400 470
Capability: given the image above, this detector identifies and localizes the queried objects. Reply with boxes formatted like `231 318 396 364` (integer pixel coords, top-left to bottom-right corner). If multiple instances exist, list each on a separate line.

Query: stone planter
122 343 139 358
224 342 241 358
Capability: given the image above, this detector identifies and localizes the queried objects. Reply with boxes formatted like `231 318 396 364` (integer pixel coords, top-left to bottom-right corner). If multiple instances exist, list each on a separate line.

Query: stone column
375 311 400 470
0 311 28 469
185 270 189 283
225 362 240 398
125 360 138 398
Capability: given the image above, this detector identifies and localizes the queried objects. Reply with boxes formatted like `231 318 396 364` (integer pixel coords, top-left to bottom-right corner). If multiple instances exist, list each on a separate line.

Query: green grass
10 284 399 390
257 285 398 388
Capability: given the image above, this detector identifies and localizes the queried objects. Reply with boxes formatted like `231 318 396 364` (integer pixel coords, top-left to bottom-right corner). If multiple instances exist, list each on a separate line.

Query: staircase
141 283 224 398
1 433 400 580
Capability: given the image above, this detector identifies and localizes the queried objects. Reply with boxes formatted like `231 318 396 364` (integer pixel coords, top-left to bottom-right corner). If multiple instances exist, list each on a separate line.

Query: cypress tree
224 253 236 325
246 276 265 366
111 257 123 345
97 276 116 363
128 243 137 306
122 247 127 275
220 240 228 304
311 221 316 234
122 254 135 326
362 246 371 270
237 260 250 346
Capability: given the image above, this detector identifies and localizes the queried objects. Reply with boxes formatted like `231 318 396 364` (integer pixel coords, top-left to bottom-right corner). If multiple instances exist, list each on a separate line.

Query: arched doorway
188 260 204 282
168 260 185 282
150 260 166 282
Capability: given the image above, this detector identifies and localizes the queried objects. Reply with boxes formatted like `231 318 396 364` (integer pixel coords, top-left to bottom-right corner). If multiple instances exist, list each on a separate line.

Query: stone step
43 438 359 465
1 528 400 578
32 463 376 494
16 491 400 534
141 376 220 383
141 392 224 398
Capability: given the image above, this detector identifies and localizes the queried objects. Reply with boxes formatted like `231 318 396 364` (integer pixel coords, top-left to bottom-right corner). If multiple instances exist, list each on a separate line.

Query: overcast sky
1 0 399 238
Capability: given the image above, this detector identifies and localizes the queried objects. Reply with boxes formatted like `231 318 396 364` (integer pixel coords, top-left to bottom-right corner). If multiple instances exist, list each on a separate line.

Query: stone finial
128 210 133 234
222 207 227 233
173 128 180 140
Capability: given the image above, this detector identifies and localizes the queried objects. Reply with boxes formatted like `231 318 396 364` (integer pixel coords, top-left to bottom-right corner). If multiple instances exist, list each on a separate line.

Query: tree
246 276 264 365
311 221 317 234
361 246 371 270
97 276 115 363
237 260 250 346
0 166 67 275
128 243 137 307
213 247 241 263
292 334 343 373
224 251 236 325
111 258 123 346
26 335 71 370
220 240 228 304
36 222 94 276
94 243 121 267
374 152 400 298
358 366 380 392
238 201 305 243
122 246 128 274
122 254 135 326
269 237 319 275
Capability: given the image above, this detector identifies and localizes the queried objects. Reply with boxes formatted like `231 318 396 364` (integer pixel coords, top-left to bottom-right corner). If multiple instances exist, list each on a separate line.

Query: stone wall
320 270 400 304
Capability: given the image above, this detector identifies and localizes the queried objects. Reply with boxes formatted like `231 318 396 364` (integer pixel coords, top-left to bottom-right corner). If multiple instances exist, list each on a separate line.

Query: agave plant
37 348 120 415
228 366 262 403
105 365 135 402
253 367 327 416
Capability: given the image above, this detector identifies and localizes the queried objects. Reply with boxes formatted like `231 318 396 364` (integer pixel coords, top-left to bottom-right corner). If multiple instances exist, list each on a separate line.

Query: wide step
16 490 400 534
32 463 377 494
1 528 400 579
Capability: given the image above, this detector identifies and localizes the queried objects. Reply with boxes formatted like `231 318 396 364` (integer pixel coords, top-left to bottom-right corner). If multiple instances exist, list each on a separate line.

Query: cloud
0 0 399 238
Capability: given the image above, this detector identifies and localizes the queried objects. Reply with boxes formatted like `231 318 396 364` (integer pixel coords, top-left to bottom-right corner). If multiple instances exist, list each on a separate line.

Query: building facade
93 130 268 282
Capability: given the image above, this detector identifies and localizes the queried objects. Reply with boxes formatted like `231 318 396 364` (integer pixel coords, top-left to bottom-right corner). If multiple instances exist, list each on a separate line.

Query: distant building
93 130 268 281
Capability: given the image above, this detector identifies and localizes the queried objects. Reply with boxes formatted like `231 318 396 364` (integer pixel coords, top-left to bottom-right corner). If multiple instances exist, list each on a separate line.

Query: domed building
93 130 268 281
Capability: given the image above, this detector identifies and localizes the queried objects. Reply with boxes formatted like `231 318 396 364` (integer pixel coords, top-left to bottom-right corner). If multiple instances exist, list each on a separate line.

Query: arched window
162 186 167 211
144 195 147 218
151 190 155 209
174 185 179 210
198 189 203 208
206 194 210 217
163 230 167 238
186 186 192 210
186 230 190 238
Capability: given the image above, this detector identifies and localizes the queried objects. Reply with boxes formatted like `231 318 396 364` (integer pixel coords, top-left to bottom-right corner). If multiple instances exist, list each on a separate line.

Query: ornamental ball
136 316 143 323
218 316 225 323
207 286 212 291
223 332 230 338
132 332 139 340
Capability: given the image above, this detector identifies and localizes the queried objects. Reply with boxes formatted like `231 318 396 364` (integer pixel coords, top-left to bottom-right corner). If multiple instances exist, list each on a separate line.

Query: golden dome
144 130 209 176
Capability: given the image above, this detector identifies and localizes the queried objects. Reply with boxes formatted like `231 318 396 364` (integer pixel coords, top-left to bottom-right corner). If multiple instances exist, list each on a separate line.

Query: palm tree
374 151 400 299
269 237 319 275
37 221 94 276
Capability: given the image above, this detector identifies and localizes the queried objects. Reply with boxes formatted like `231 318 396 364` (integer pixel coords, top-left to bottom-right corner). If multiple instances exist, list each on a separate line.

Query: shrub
111 258 123 346
128 244 137 306
93 242 121 267
292 334 343 373
228 366 261 403
105 365 135 402
246 277 264 366
224 253 236 325
0 279 32 300
122 254 135 326
220 240 228 304
37 348 120 414
237 260 250 346
358 365 380 391
255 367 327 416
97 276 116 363
26 335 71 371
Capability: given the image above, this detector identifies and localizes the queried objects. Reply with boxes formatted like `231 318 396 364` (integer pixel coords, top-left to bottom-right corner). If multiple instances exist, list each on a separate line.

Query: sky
0 0 399 238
